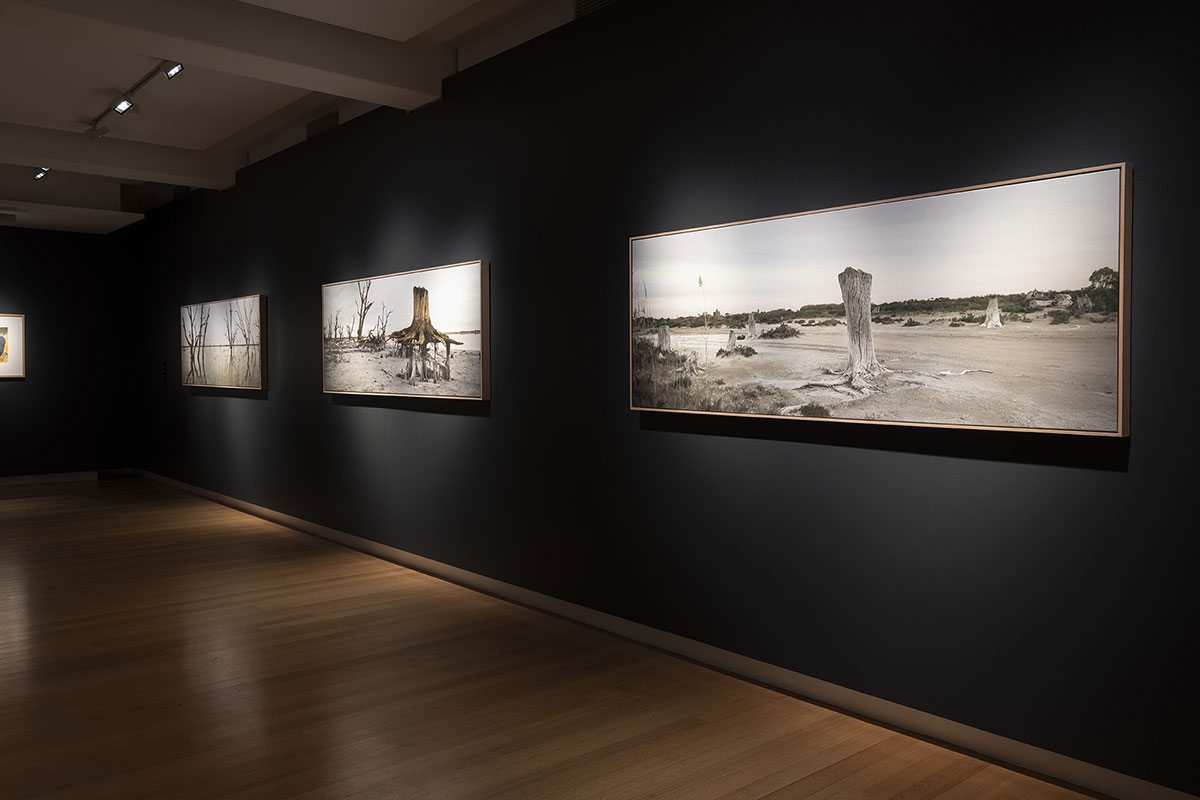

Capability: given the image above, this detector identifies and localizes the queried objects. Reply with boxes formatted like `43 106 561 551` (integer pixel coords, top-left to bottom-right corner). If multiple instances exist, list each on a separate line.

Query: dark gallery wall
0 227 114 477
83 2 1200 796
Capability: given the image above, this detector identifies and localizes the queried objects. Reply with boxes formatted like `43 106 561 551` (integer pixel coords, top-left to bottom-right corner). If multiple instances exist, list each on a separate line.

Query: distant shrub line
638 281 1119 329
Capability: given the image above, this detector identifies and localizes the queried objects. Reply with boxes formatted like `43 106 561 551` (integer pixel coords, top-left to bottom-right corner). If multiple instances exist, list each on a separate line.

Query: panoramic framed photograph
322 260 490 400
630 163 1131 436
180 294 264 389
0 313 25 378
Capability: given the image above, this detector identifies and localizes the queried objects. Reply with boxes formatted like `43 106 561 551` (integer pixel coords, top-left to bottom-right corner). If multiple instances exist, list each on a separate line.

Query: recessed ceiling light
33 167 51 180
164 63 184 79
113 98 135 115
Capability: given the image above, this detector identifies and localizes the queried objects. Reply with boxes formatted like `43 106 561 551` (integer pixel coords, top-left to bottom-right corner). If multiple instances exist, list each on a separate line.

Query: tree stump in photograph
838 267 884 388
677 351 703 375
391 287 461 384
726 330 737 350
657 325 672 351
982 297 1003 328
747 311 757 339
1076 293 1093 314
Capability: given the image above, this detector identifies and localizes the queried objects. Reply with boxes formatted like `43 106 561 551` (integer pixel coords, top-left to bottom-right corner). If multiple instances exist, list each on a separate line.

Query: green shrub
902 318 921 327
800 403 831 417
760 323 802 339
1048 309 1073 325
1000 298 1033 313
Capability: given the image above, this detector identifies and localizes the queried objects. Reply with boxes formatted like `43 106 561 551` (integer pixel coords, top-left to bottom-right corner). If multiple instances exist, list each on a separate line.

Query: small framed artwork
322 260 490 400
630 163 1130 436
180 294 264 389
0 313 25 378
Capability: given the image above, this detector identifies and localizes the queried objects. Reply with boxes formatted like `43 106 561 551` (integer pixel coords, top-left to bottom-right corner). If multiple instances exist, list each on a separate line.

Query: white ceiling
0 0 578 234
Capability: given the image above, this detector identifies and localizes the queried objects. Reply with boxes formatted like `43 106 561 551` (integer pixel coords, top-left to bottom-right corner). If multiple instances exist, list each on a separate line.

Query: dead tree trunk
657 325 671 351
726 330 737 350
375 303 392 345
982 297 1003 328
182 308 202 383
838 267 884 388
391 286 461 384
1076 294 1093 314
355 280 374 340
223 305 235 356
747 312 757 339
196 306 211 382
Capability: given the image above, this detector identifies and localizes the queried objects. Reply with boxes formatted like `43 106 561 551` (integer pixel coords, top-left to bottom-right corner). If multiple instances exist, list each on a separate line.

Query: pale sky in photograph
323 261 482 334
180 297 260 347
632 168 1121 318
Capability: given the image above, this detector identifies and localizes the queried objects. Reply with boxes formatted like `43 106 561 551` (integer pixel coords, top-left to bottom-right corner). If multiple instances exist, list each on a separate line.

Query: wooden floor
0 478 1097 800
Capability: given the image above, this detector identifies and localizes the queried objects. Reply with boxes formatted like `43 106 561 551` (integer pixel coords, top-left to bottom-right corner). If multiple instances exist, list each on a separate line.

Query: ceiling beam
420 0 565 46
0 162 122 210
1 0 455 109
0 198 143 235
208 91 342 152
0 121 242 189
232 0 482 45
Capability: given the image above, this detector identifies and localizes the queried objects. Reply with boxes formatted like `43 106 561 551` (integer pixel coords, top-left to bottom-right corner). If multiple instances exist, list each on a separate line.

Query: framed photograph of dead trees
0 313 25 378
630 163 1131 436
322 260 490 400
180 295 264 389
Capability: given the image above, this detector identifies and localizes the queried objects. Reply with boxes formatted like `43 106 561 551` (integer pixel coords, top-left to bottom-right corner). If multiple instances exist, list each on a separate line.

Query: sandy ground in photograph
324 348 483 397
651 314 1120 431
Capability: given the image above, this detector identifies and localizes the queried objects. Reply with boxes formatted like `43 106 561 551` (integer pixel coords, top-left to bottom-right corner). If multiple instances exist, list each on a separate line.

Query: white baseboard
133 469 1196 800
0 470 98 487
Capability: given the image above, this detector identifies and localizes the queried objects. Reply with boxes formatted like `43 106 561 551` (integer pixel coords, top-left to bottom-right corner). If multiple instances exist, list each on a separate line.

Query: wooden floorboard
0 478 1098 800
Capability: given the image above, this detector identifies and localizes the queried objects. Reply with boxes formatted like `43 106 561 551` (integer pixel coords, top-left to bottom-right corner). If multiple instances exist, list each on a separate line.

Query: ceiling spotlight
86 59 174 136
33 167 51 180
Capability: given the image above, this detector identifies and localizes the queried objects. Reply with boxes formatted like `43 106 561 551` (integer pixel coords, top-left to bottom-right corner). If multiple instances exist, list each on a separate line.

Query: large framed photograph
322 260 490 400
180 295 264 389
0 313 25 378
630 164 1130 436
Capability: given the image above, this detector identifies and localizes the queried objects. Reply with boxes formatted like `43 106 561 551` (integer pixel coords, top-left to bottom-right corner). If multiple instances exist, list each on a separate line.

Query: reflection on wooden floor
0 478 1096 799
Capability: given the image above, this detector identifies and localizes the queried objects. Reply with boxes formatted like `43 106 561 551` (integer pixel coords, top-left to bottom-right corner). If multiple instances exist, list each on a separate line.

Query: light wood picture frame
180 294 265 389
322 260 490 400
630 163 1131 436
0 313 25 378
